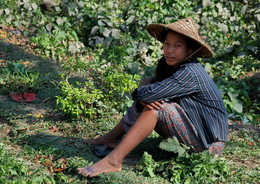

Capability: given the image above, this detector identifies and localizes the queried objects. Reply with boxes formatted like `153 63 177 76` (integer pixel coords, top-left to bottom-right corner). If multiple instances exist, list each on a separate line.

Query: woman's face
163 31 192 66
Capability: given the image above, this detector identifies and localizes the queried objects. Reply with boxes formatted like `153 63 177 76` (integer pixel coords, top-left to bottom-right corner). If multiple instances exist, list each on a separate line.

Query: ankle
106 153 122 168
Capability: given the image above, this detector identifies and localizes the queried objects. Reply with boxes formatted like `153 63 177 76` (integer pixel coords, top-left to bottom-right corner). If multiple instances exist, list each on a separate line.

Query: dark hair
154 57 178 82
154 30 200 82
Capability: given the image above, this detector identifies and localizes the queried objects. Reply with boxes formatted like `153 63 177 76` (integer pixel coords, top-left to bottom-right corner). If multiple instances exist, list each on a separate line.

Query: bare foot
83 136 118 149
77 156 122 177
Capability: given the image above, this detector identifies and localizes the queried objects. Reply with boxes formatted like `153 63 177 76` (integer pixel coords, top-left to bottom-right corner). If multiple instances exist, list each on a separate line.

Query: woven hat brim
147 23 214 58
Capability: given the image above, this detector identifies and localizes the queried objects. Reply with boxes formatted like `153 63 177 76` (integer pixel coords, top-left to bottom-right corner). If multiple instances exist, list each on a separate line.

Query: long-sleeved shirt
132 59 228 148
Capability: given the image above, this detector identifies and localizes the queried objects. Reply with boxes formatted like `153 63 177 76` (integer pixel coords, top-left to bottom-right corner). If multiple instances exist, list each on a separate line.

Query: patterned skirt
120 102 225 155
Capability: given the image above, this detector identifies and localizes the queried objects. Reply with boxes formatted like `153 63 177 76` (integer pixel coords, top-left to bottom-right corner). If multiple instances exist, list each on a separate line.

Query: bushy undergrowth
56 78 104 119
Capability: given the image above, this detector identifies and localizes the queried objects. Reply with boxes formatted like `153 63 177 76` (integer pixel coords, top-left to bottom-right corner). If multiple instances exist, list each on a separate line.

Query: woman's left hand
139 100 164 110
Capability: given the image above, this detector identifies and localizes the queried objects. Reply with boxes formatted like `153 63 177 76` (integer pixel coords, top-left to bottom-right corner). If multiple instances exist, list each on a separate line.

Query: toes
77 168 83 173
78 167 94 177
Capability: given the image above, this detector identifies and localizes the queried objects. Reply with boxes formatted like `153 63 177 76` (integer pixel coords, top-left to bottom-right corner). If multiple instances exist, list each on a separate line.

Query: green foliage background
1 0 259 122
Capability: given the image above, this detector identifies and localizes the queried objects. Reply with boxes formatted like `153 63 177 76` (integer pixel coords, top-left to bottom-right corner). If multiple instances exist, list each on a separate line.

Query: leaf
138 152 157 177
217 23 228 33
54 168 65 172
227 91 238 101
24 2 31 9
247 141 255 146
35 113 44 118
202 0 211 7
201 16 207 24
234 102 243 113
229 1 234 12
22 61 30 65
4 8 10 15
68 10 75 16
126 15 135 24
256 14 260 22
49 125 59 133
91 26 99 35
111 29 121 38
46 23 53 32
95 37 104 44
56 17 64 25
68 44 78 53
77 12 84 19
106 21 113 27
102 28 111 37
98 20 105 26
31 3 37 10
44 160 53 166
147 167 156 177
225 46 234 53
143 56 153 65
103 37 113 47
55 6 61 12
242 117 249 124
159 137 187 157
246 46 258 54
241 5 248 15
204 63 211 73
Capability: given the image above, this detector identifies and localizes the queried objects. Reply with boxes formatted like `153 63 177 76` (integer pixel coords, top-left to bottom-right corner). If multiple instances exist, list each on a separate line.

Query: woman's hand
139 100 164 110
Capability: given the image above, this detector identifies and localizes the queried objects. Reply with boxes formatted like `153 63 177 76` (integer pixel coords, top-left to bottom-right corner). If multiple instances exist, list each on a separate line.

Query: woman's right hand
139 100 164 110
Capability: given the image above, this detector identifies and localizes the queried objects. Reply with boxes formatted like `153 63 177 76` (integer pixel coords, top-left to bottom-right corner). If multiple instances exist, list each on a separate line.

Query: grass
0 26 259 184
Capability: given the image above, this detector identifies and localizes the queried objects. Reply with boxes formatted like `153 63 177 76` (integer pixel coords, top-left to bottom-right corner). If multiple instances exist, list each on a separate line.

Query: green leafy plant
0 143 55 184
138 137 230 184
159 137 190 157
137 152 158 177
56 77 104 119
0 62 40 93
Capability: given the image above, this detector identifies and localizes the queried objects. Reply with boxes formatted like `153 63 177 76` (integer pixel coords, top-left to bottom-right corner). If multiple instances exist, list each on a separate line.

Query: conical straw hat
147 17 214 58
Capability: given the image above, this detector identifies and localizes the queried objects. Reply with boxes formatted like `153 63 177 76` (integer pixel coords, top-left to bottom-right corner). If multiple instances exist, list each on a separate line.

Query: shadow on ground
18 132 168 167
19 133 99 162
0 41 61 118
0 40 90 122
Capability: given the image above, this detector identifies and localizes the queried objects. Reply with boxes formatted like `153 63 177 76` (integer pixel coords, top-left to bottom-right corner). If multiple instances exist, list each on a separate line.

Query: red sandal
23 92 36 102
10 92 24 102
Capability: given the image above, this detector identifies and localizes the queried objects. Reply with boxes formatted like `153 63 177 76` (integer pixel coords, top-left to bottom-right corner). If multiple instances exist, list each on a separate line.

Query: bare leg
78 108 157 177
84 77 154 148
84 122 125 149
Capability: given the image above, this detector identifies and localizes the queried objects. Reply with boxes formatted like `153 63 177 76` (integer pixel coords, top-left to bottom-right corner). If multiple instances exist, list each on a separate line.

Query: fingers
140 100 165 110
139 101 153 110
150 101 163 110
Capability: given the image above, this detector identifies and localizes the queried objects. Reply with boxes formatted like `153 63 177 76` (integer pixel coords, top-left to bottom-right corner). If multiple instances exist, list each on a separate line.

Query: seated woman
78 17 228 177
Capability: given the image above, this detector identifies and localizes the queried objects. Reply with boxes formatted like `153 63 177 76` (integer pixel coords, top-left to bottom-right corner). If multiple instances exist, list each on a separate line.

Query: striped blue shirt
132 60 228 148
